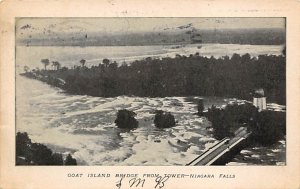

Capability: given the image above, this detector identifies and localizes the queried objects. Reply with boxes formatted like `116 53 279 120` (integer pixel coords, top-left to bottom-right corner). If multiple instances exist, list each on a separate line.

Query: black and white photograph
15 17 286 166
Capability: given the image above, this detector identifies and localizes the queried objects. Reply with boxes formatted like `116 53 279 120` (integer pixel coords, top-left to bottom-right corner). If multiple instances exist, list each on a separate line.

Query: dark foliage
205 103 286 145
52 153 64 165
154 110 176 128
16 132 32 157
65 154 77 165
197 99 204 116
41 58 50 70
16 132 76 165
249 110 286 145
80 59 86 67
206 105 234 140
206 103 259 138
115 109 138 129
30 143 54 165
282 46 286 56
22 54 285 105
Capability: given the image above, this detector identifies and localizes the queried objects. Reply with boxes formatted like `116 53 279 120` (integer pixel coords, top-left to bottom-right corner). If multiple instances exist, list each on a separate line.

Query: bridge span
187 127 251 166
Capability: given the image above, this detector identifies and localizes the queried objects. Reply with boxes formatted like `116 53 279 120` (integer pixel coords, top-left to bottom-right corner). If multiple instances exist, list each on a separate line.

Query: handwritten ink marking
115 175 170 189
129 178 146 188
116 177 123 189
154 176 170 189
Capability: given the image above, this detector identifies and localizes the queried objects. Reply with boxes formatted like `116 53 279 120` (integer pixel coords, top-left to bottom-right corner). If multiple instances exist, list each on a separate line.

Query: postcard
0 0 299 188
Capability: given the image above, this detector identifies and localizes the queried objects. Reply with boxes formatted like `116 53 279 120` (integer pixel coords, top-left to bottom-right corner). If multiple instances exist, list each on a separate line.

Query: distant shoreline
17 28 285 47
17 42 285 47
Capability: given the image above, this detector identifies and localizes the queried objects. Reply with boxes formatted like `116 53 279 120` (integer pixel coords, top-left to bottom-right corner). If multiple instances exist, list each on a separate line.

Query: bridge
187 127 251 166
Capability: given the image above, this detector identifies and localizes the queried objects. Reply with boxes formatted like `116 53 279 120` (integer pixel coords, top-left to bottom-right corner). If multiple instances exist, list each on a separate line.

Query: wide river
16 44 286 165
16 43 284 71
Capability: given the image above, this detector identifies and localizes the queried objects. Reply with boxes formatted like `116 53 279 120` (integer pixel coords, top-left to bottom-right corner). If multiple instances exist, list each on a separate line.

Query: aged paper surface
0 0 300 188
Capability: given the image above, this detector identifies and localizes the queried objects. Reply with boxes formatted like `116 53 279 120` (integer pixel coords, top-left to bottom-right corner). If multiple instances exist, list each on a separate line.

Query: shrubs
16 132 32 157
115 109 138 129
52 153 64 165
206 105 232 140
65 154 77 165
249 110 286 145
206 103 259 139
114 109 176 129
30 143 55 165
205 103 286 145
154 110 176 128
16 132 77 165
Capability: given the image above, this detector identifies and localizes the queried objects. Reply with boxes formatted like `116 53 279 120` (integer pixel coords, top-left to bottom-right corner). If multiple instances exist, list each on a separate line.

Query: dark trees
197 99 204 116
249 110 286 145
65 154 77 165
41 59 50 70
29 54 285 105
205 103 285 145
103 58 110 67
16 132 77 165
16 132 31 158
282 46 286 56
52 153 64 165
206 103 258 139
115 109 138 129
80 59 86 67
154 110 176 128
30 143 53 165
206 105 232 140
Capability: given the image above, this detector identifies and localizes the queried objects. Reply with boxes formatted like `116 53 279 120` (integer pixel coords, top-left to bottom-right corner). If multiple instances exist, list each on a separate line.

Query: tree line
16 132 77 165
23 52 286 105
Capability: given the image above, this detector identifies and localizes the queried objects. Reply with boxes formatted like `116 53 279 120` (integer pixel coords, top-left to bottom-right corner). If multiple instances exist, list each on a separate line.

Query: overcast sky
17 17 285 36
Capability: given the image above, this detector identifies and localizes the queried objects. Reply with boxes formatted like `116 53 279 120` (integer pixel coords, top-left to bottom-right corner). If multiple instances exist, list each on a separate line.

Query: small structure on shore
253 88 266 112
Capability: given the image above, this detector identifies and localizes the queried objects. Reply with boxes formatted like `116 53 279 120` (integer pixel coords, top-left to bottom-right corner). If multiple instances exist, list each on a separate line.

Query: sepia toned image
15 17 286 166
